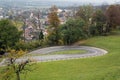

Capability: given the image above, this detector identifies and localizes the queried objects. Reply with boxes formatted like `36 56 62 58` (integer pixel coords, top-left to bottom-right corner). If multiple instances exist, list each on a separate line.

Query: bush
89 24 98 36
14 40 42 51
59 19 88 45
47 30 61 46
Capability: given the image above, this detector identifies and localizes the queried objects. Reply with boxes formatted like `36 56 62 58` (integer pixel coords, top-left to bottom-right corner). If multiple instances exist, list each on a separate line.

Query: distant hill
0 0 112 8
0 0 83 8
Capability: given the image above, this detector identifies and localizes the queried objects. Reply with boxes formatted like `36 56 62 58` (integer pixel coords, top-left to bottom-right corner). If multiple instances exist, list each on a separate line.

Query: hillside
19 30 120 80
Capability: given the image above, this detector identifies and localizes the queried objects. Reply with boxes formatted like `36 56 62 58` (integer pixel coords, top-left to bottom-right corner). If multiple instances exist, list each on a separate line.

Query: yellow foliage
7 49 27 58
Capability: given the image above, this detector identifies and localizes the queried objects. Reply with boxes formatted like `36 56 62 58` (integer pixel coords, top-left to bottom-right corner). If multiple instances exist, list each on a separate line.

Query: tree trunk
16 72 20 80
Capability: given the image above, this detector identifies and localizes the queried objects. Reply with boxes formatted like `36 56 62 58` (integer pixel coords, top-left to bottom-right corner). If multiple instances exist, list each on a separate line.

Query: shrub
59 19 88 45
14 40 42 51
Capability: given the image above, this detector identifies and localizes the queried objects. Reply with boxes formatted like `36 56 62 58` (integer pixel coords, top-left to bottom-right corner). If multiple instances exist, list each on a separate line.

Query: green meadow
49 49 86 55
0 31 120 80
20 31 120 80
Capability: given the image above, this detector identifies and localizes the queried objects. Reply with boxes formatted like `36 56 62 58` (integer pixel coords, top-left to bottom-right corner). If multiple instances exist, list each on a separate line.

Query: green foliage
89 24 98 36
0 19 22 50
39 31 44 40
90 10 108 36
76 4 94 21
75 5 94 35
92 10 106 23
47 30 61 45
59 19 87 45
14 40 42 51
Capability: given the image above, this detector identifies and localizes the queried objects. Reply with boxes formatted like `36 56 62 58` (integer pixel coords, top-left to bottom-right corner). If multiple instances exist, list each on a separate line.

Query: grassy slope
20 31 120 80
1 31 119 80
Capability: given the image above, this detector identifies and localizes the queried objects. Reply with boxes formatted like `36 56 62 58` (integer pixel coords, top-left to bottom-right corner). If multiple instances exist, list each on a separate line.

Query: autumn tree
106 5 120 29
48 5 60 30
47 5 60 45
0 49 32 80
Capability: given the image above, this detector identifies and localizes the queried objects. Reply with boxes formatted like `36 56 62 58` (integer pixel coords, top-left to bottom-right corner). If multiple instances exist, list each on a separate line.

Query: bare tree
0 49 32 80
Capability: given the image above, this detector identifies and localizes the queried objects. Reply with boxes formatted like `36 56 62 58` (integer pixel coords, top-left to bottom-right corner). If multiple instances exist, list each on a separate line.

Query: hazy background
0 0 120 8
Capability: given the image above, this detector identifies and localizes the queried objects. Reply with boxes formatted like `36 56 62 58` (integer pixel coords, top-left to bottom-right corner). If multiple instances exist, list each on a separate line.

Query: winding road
0 46 108 65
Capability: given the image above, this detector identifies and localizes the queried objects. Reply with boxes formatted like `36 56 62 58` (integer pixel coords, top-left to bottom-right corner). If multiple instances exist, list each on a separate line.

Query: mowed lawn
48 49 87 55
20 31 120 80
27 50 87 56
1 31 120 80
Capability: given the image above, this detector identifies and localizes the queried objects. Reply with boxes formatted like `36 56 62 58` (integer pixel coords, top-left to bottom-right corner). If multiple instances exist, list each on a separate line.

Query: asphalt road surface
0 46 108 66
